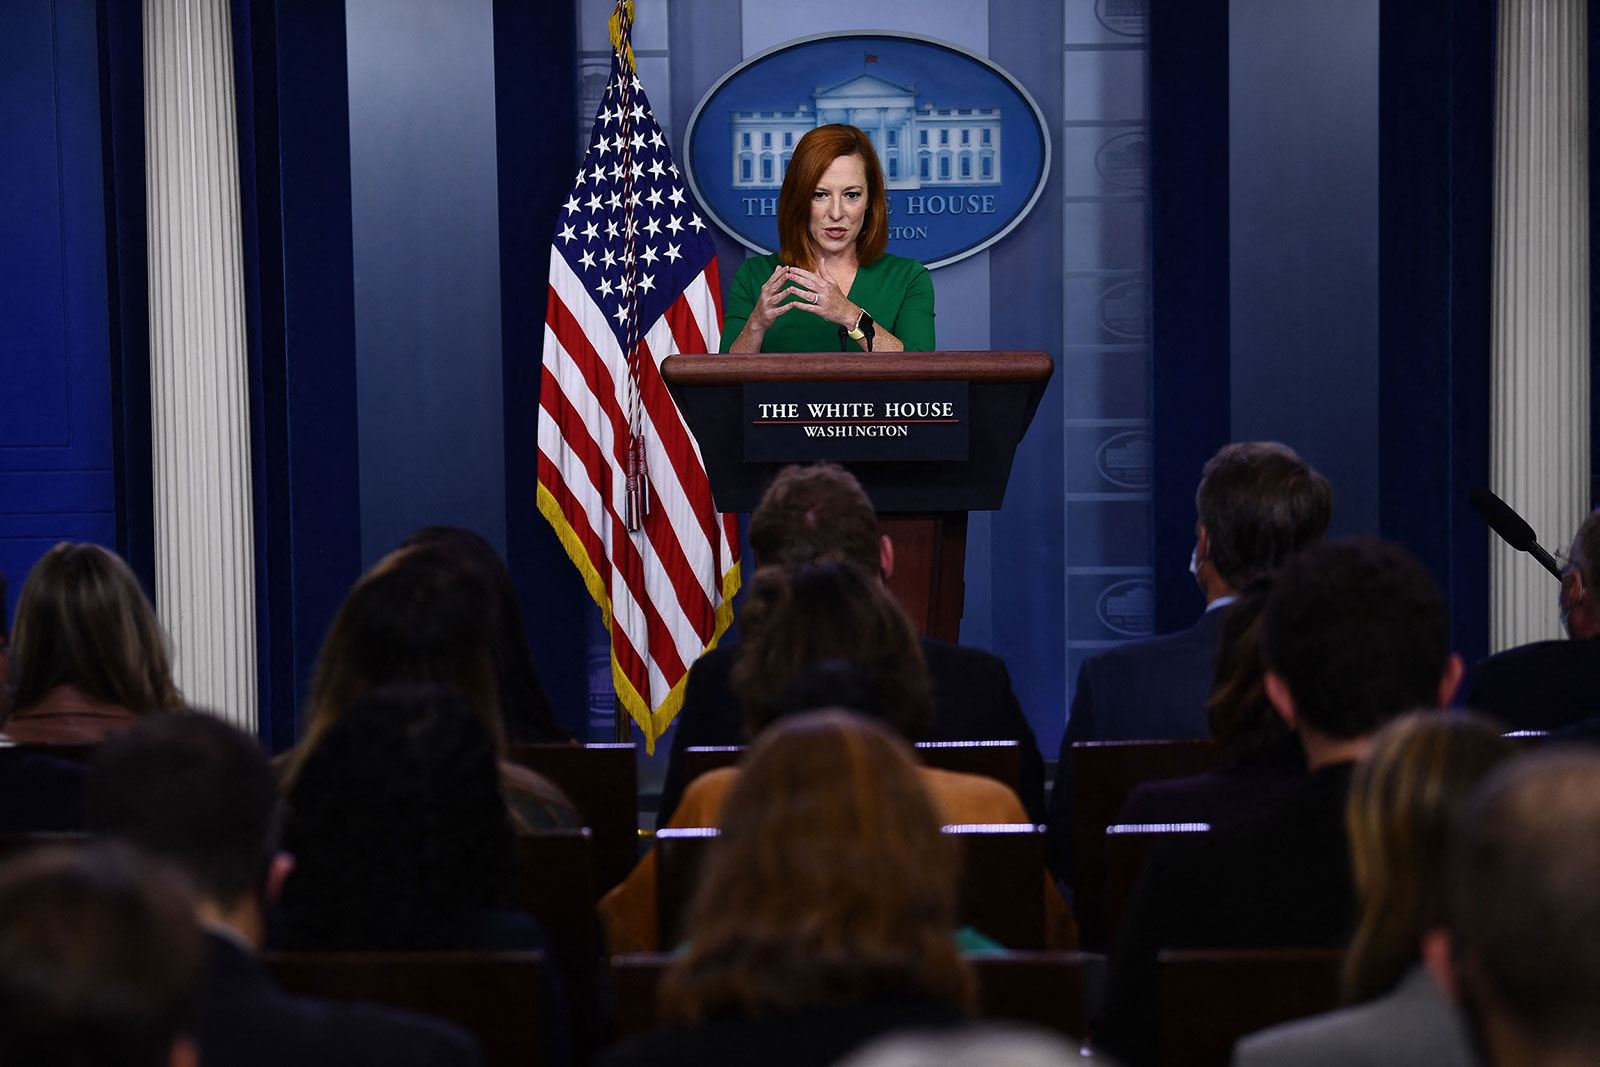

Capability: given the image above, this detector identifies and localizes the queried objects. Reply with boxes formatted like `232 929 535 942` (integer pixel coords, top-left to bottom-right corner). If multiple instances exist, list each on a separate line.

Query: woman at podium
721 123 935 355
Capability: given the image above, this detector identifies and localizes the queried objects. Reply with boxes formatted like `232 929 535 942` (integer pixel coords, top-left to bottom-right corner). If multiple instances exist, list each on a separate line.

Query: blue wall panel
0 0 117 626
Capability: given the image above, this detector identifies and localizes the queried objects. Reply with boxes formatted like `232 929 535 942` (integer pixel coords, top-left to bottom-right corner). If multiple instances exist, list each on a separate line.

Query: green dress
719 251 936 353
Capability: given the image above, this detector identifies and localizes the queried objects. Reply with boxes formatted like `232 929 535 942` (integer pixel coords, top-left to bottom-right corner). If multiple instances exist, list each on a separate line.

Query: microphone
1468 487 1565 580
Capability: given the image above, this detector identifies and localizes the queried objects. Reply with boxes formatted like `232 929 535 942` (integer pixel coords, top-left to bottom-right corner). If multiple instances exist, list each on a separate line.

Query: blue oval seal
684 33 1052 269
1096 578 1155 637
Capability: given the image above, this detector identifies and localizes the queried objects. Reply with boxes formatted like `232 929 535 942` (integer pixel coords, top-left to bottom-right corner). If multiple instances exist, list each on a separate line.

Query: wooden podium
661 351 1053 642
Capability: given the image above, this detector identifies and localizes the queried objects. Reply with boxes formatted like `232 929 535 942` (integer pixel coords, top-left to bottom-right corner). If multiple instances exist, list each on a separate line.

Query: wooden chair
1103 822 1211 947
681 745 742 786
946 822 1048 948
609 952 671 1040
264 950 546 1067
1157 947 1344 1067
611 950 1090 1040
505 742 636 892
970 950 1089 1038
512 829 599 946
918 740 1021 792
1071 739 1225 949
654 827 720 949
683 740 1022 793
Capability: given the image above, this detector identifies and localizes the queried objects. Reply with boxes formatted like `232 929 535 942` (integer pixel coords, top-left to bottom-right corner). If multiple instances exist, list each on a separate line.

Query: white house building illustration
729 72 1001 190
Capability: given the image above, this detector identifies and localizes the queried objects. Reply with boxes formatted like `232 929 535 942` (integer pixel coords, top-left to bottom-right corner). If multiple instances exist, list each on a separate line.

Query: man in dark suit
1047 441 1333 879
88 713 484 1067
656 462 1046 826
1438 751 1600 1067
1098 538 1463 1066
1466 509 1600 732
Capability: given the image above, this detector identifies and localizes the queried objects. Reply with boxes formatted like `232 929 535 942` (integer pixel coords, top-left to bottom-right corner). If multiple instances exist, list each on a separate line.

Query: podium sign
744 380 969 462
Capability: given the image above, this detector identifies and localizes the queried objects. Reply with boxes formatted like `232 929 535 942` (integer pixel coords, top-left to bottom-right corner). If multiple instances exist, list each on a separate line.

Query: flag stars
665 215 683 235
631 103 645 123
586 192 603 213
689 213 706 232
630 160 645 181
590 163 606 185
638 274 656 294
640 244 660 264
667 186 686 207
602 248 617 269
631 131 647 152
578 249 596 270
598 276 614 297
646 188 663 208
581 220 599 242
609 160 625 182
649 129 665 150
605 219 620 240
612 302 630 325
558 223 576 244
643 217 662 237
648 159 665 179
607 190 623 210
563 195 581 214
668 162 680 178
664 243 682 263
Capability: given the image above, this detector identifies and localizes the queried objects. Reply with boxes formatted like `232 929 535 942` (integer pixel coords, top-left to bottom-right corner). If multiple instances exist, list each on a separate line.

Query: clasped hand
751 263 857 330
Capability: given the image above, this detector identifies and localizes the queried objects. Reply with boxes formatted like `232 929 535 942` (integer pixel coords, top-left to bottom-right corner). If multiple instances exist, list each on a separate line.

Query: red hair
776 124 889 271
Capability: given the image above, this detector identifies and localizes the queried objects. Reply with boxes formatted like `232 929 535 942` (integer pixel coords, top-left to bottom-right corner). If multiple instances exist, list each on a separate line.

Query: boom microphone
1468 487 1565 580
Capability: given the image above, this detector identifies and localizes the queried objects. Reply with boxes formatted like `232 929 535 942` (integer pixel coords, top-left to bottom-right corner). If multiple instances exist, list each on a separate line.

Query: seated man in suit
656 462 1046 825
1437 750 1600 1067
88 712 484 1067
1048 441 1332 880
1097 538 1463 1067
0 843 203 1067
1466 509 1600 732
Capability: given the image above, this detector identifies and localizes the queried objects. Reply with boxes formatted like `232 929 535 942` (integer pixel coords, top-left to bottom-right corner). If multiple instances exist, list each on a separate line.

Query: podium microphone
1468 487 1565 580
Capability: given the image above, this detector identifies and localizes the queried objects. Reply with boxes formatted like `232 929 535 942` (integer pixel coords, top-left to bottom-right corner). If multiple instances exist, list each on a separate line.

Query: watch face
858 311 874 330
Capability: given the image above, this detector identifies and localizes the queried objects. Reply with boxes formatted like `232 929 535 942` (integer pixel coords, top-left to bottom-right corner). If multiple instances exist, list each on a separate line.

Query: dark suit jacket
1097 761 1358 1067
191 932 484 1067
1048 606 1229 877
0 747 86 832
1464 636 1600 732
656 638 1046 825
596 995 963 1067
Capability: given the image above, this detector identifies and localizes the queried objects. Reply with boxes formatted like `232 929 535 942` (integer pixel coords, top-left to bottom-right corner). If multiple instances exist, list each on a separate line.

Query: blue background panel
0 0 116 626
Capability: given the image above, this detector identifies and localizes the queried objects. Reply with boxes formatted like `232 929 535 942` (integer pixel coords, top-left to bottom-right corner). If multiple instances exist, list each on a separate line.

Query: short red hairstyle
776 124 889 271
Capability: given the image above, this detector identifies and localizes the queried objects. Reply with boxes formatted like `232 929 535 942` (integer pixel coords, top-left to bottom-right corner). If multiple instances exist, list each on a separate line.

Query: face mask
1189 547 1200 578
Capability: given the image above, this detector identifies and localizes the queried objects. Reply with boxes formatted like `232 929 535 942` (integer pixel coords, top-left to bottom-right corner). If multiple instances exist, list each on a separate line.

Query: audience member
88 710 484 1067
1441 751 1600 1067
1050 442 1331 878
599 710 972 1067
286 542 576 830
0 843 203 1067
658 462 1046 826
1466 509 1600 732
4 541 181 743
1231 711 1514 1067
1098 537 1462 1066
1116 578 1306 827
401 525 573 742
600 559 1053 953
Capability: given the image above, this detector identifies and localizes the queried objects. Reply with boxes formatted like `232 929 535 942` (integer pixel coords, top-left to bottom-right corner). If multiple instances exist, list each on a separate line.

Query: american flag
536 1 740 751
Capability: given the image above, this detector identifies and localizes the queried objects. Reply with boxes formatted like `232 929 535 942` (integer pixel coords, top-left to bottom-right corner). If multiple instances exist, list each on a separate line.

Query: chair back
505 742 636 891
265 950 545 1067
1103 822 1210 946
1157 947 1344 1067
1071 739 1225 948
654 827 720 949
946 822 1048 948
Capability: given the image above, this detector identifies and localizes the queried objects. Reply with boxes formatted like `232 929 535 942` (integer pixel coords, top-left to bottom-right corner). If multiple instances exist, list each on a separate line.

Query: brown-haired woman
599 559 1064 953
284 542 576 831
4 543 181 743
599 710 971 1067
1231 710 1515 1067
721 123 934 354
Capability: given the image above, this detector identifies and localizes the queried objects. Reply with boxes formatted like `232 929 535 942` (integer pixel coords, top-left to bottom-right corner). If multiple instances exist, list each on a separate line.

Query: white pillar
143 0 258 728
1490 0 1590 651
